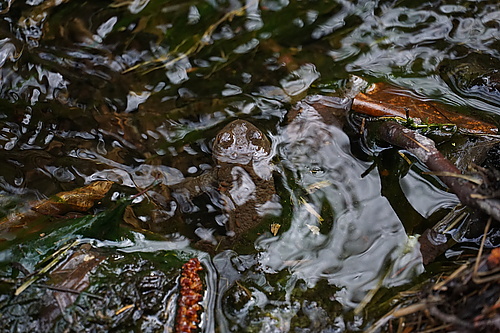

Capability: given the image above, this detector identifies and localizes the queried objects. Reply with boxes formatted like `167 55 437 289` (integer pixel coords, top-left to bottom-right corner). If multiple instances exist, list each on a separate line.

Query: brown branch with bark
369 120 500 221
350 81 500 221
347 82 500 264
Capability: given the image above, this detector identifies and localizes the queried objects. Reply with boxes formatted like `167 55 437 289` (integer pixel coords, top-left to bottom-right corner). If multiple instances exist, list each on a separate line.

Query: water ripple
258 100 424 308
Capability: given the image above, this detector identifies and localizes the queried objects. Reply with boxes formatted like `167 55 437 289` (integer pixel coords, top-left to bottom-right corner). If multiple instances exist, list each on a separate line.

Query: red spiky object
176 258 203 333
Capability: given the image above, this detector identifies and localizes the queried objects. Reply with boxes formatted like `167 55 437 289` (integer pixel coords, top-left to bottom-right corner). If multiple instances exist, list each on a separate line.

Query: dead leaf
33 181 114 215
352 83 498 136
123 205 142 229
300 197 323 223
37 243 107 323
306 180 331 193
270 223 281 236
0 181 114 235
306 224 320 235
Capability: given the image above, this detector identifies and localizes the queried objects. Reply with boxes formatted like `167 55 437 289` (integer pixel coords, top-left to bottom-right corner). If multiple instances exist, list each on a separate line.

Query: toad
163 120 278 248
211 120 277 236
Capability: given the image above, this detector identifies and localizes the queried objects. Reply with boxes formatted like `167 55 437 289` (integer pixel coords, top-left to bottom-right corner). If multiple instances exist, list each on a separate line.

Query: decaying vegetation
353 82 500 332
1 80 500 331
367 221 500 333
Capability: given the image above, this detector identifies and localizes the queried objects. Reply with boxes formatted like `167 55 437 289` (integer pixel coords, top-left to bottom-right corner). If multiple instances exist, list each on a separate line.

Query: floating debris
306 224 320 235
300 197 323 223
367 220 500 333
306 180 331 193
270 223 281 236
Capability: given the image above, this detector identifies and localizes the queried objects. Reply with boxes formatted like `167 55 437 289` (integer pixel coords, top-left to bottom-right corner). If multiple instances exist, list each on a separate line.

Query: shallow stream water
0 0 500 331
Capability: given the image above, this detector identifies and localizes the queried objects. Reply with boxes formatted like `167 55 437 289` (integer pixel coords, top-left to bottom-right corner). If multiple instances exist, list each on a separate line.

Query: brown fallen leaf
270 223 281 236
39 243 107 329
352 83 498 136
32 181 114 215
123 205 142 229
0 181 114 235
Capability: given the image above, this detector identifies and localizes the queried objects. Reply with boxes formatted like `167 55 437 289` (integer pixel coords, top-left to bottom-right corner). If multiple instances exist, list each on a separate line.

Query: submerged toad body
212 120 276 236
167 120 277 241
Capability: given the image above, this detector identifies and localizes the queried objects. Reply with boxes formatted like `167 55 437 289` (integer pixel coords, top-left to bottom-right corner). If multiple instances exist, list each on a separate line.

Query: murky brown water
1 0 500 331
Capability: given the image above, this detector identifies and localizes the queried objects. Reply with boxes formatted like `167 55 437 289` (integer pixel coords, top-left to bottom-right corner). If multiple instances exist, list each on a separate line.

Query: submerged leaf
270 223 281 236
306 180 331 193
306 224 320 235
0 181 114 236
352 83 498 136
33 181 114 215
300 197 324 223
61 198 131 240
15 239 80 296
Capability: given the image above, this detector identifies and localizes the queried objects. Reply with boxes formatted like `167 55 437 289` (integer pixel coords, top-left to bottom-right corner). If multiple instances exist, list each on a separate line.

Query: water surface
0 0 499 331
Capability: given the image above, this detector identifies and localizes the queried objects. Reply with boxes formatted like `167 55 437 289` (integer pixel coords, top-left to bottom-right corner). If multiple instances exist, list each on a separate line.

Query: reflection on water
259 98 423 309
0 0 499 331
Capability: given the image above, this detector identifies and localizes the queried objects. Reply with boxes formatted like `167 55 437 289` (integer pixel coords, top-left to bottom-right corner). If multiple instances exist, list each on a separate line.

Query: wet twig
34 284 104 300
370 120 500 222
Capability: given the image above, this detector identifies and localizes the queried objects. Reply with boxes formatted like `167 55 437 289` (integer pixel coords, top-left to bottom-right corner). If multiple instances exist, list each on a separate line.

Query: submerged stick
371 121 500 222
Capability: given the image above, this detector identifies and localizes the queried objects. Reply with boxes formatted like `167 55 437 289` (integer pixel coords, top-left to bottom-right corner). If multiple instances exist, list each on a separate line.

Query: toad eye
249 130 262 140
217 132 234 148
248 130 263 145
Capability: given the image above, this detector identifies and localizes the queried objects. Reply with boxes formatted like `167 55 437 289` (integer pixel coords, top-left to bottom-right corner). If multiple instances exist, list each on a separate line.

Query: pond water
0 0 500 331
